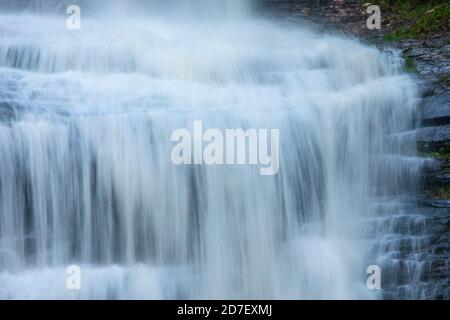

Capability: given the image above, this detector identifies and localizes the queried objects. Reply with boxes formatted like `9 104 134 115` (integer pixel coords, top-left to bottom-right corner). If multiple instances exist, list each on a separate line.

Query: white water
0 1 420 299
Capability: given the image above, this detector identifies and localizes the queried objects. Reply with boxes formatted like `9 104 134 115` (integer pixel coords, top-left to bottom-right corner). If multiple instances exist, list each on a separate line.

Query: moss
436 187 450 199
372 0 450 39
420 150 450 160
419 142 450 157
383 32 407 41
437 74 449 85
419 143 450 159
426 185 450 199
404 56 418 73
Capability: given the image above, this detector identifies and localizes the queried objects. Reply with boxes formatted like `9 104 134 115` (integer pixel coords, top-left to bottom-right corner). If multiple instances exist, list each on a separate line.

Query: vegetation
438 73 449 85
419 140 450 156
404 56 418 73
420 149 450 160
427 185 450 199
369 0 450 40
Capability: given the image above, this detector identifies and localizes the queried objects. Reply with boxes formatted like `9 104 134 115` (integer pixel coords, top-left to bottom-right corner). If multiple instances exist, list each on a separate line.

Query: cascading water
0 0 424 299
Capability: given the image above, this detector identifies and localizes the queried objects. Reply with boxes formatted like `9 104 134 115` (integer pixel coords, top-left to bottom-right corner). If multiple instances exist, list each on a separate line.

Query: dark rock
416 125 450 153
427 199 450 208
416 125 450 143
426 172 450 187
417 78 437 98
421 92 450 127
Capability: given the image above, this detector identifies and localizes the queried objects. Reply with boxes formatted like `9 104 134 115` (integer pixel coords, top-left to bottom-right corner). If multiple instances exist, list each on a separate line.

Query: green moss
437 74 449 85
419 140 450 158
372 0 450 39
419 147 450 160
427 184 450 200
434 186 450 199
419 141 450 155
404 57 418 73
383 32 407 41
421 151 448 160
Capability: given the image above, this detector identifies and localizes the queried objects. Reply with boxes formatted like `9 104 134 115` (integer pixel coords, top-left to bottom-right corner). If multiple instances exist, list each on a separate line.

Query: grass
371 0 450 40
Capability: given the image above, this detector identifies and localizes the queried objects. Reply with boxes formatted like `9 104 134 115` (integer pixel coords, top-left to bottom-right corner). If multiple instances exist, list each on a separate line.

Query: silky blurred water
0 0 421 299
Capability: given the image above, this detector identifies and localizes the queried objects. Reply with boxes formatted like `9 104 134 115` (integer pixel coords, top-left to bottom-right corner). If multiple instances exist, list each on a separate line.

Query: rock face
367 204 450 299
257 0 369 34
417 125 450 143
421 92 450 126
416 125 450 151
260 0 450 299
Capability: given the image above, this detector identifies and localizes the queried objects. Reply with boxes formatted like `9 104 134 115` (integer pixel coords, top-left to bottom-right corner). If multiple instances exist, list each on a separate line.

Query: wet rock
427 199 450 208
433 245 449 255
417 77 438 98
421 92 450 126
429 259 449 279
416 125 450 153
416 125 450 143
426 172 450 187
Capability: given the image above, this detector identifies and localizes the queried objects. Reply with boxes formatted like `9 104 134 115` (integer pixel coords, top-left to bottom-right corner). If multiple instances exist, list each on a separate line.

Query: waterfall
0 0 252 18
0 1 422 299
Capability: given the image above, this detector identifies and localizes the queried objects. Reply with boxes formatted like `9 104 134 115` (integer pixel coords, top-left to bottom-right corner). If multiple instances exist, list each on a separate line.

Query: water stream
0 0 423 299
